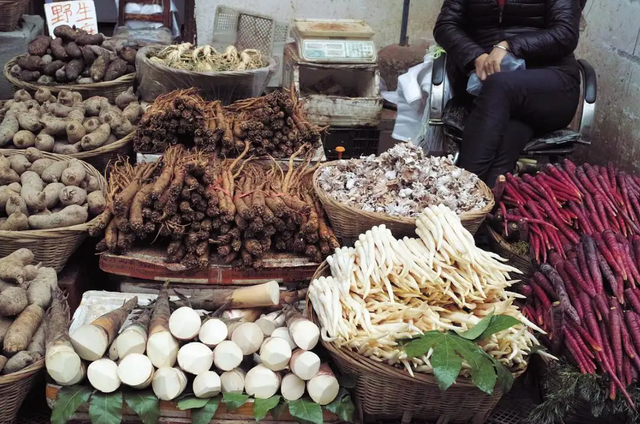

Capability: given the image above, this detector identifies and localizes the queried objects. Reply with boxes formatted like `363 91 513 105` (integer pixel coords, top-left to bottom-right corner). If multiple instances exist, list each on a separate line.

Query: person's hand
482 41 510 80
475 53 489 81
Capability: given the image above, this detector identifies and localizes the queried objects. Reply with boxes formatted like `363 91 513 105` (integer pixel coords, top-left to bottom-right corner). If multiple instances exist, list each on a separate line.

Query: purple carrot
541 263 581 324
572 322 602 353
624 355 633 386
584 193 606 233
492 175 506 204
580 292 603 347
562 270 585 319
564 328 595 373
610 306 624 378
594 232 626 279
568 202 594 235
626 288 640 314
625 312 640 365
568 325 595 359
530 280 552 309
532 273 557 299
563 260 597 296
619 173 636 219
608 163 618 192
576 240 595 291
594 292 611 323
550 301 565 355
603 230 628 280
583 235 604 294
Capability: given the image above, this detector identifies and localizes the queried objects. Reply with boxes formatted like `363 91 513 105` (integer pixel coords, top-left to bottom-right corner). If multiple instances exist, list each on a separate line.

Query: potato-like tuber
0 287 28 317
9 155 31 174
28 36 51 56
53 142 81 155
122 102 142 123
0 211 29 231
87 191 106 215
17 56 44 72
75 33 105 46
17 113 42 133
2 351 40 374
43 60 65 77
55 67 67 83
28 204 88 229
61 159 86 186
82 175 101 193
41 160 69 183
21 171 47 212
6 194 28 216
65 59 85 82
37 75 55 85
27 267 57 308
20 70 41 82
84 97 109 116
34 134 55 152
115 87 137 110
30 158 54 175
104 58 128 81
41 54 52 65
59 186 87 206
65 42 82 59
24 148 42 163
90 55 109 82
81 45 96 65
66 122 86 144
120 47 137 65
50 38 68 61
53 25 82 42
110 117 133 138
83 117 100 133
40 115 69 136
44 182 65 209
81 124 111 150
0 114 19 146
13 130 37 149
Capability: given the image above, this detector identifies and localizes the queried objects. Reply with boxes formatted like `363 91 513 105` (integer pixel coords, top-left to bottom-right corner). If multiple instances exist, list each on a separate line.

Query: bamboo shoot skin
118 353 154 389
87 359 121 393
307 364 339 405
290 349 320 380
281 373 305 401
177 342 213 375
193 370 221 398
245 364 281 399
231 322 263 355
146 331 179 368
220 368 245 393
198 318 228 347
152 367 188 401
213 340 243 371
169 306 202 341
259 337 292 371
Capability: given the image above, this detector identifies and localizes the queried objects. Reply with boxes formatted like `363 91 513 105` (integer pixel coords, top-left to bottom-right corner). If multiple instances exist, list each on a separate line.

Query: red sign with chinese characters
44 1 98 37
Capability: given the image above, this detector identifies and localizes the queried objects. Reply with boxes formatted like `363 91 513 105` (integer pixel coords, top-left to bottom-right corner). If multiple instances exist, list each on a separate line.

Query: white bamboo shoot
193 371 221 398
271 327 296 350
231 322 264 355
199 318 228 347
87 359 121 393
259 337 292 371
281 373 305 401
152 367 188 401
146 331 179 368
108 341 119 361
213 340 243 371
220 368 245 393
255 311 285 336
188 281 280 310
307 364 340 405
115 311 150 359
46 344 84 386
284 307 319 350
177 342 213 375
169 307 202 341
245 364 281 399
118 353 154 389
290 349 320 380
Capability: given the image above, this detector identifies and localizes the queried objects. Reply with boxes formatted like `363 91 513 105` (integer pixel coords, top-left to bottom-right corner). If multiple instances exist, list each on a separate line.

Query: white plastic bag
466 53 525 96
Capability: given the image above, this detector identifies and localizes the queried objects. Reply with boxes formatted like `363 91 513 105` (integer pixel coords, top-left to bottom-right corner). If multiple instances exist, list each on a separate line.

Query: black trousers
459 68 580 186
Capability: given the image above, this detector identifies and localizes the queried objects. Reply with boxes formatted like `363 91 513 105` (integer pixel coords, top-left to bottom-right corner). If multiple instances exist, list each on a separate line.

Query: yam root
0 287 28 317
28 204 88 229
3 304 44 355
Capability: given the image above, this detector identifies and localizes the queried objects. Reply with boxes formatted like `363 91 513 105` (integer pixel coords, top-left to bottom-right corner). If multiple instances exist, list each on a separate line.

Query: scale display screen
300 39 377 63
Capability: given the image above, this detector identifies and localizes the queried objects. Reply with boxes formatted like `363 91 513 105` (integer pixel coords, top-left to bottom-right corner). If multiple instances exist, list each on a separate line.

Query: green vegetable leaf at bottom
289 398 323 424
456 311 494 340
430 336 463 391
191 397 220 424
124 391 160 424
478 315 521 341
177 397 209 410
222 392 249 411
325 389 355 422
254 395 281 421
51 385 93 424
89 392 123 424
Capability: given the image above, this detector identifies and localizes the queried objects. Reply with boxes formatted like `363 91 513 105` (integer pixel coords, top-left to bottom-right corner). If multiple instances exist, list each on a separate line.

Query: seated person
434 0 582 186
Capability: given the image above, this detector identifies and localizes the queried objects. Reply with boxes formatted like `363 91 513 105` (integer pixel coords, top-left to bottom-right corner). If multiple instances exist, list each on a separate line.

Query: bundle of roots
132 89 322 158
90 145 339 269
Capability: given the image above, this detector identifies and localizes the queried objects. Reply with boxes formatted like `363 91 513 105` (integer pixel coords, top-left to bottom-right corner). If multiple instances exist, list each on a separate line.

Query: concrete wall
575 0 640 172
195 0 443 49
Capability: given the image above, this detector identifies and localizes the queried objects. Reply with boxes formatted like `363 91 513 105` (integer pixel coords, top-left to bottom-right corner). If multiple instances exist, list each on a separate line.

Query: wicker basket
0 151 107 272
0 0 27 32
307 262 512 424
313 161 495 239
486 225 534 279
0 359 44 423
3 56 134 103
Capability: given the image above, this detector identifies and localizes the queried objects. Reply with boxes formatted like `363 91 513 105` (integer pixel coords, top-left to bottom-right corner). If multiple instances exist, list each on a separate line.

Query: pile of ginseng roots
90 145 339 269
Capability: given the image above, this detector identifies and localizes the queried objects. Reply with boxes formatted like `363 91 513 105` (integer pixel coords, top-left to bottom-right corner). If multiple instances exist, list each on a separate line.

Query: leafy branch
403 312 520 394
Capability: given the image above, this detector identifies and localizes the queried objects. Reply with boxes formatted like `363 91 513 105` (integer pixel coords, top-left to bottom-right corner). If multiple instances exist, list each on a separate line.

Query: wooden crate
99 246 319 286
47 385 340 424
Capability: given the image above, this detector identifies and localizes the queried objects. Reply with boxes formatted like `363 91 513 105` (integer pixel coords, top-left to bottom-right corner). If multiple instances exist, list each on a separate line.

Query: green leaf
403 331 442 357
191 397 220 424
254 395 281 421
222 392 249 411
430 336 463 391
124 391 160 424
270 399 288 419
177 397 209 410
51 385 93 424
89 392 123 424
288 399 323 424
493 358 515 393
325 389 355 422
456 311 494 340
478 315 521 341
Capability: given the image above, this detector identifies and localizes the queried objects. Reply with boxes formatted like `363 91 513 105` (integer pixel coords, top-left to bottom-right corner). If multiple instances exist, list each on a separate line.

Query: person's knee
480 72 515 95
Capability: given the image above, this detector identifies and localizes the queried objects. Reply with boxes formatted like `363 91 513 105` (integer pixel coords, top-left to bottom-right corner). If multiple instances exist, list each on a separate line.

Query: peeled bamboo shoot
307 364 339 405
177 342 213 375
116 309 150 359
147 288 178 368
245 364 281 399
290 349 320 380
281 373 305 401
220 368 245 393
152 367 188 401
231 322 263 355
256 311 285 336
108 341 119 361
213 340 243 371
193 370 221 398
169 306 202 341
199 318 228 347
87 359 121 393
259 337 292 371
70 297 137 361
271 327 296 350
284 306 319 350
118 353 154 389
186 281 280 310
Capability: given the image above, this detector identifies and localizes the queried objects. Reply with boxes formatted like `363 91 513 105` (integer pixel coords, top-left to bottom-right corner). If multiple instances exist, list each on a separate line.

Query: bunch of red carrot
490 159 640 263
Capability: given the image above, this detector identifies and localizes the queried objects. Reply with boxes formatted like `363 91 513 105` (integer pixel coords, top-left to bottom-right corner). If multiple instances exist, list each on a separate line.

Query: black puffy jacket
434 0 581 79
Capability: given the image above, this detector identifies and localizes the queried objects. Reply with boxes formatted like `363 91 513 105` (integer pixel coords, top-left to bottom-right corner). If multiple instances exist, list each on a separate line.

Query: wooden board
100 246 319 286
47 385 340 423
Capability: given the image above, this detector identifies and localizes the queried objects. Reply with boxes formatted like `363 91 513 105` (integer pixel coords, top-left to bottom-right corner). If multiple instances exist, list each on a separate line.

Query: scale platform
292 19 377 64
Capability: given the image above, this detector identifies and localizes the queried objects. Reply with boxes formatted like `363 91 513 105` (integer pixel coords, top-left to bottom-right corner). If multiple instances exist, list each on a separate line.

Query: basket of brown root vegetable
314 143 494 238
0 150 107 271
0 88 139 172
3 25 139 103
0 248 62 423
307 205 540 423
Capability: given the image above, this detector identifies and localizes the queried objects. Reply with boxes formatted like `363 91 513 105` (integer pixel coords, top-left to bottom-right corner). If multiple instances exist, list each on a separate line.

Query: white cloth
115 1 180 38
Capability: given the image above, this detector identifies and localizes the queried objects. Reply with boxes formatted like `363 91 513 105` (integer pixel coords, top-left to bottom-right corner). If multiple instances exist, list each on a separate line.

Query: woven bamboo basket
0 151 107 272
486 225 535 279
4 56 134 103
0 0 28 32
0 133 134 174
313 161 495 239
307 262 514 424
0 359 44 423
